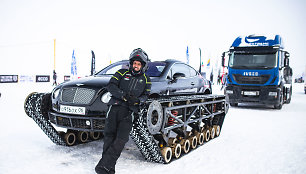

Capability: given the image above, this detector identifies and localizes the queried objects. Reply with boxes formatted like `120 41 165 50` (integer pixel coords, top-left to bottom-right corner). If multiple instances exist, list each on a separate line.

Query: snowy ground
0 83 305 174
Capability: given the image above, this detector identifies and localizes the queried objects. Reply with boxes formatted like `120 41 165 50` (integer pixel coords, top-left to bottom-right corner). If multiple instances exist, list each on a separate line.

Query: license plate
60 105 86 115
243 91 259 96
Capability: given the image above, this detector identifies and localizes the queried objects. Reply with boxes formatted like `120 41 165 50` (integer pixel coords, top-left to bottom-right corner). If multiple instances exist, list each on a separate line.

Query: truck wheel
286 87 292 104
274 93 283 109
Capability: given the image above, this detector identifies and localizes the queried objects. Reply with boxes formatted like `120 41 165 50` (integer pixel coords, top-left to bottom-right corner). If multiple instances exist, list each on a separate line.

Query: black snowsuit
95 69 151 173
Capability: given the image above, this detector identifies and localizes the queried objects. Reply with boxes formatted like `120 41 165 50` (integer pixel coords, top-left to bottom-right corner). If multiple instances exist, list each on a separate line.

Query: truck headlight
226 90 233 94
268 92 278 96
101 92 112 103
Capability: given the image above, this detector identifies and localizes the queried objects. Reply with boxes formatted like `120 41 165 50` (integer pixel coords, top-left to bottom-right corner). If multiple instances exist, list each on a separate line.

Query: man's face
133 60 142 72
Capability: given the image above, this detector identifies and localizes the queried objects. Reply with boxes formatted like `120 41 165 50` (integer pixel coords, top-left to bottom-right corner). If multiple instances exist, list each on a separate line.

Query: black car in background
49 59 211 131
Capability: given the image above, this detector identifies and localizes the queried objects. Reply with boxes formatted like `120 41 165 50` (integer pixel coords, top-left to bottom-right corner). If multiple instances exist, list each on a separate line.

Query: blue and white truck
222 35 292 109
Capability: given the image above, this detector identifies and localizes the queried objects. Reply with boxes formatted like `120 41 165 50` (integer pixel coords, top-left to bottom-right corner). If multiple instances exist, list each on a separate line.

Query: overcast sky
0 0 305 77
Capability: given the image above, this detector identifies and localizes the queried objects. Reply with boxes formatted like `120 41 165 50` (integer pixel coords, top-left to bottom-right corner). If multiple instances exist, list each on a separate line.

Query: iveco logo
243 72 259 76
76 83 84 86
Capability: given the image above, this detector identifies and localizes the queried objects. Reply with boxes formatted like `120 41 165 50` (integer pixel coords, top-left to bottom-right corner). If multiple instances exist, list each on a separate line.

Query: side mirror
221 52 225 67
284 57 289 67
285 52 290 58
169 72 185 84
173 72 185 79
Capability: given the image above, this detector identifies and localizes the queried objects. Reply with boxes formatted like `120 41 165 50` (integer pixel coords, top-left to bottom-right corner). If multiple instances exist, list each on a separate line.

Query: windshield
96 61 166 77
146 62 166 77
229 52 277 69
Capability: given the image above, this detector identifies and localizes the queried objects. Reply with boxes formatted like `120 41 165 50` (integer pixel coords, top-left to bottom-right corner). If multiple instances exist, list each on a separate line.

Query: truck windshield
229 52 277 69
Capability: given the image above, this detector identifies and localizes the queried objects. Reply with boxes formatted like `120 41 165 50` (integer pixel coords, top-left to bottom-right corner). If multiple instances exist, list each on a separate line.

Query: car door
167 63 198 94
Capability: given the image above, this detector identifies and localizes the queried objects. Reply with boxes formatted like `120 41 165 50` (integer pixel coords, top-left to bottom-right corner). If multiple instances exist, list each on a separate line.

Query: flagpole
199 48 202 73
54 39 56 70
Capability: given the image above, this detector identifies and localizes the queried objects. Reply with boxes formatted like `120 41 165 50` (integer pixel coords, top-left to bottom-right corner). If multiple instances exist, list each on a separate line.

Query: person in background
53 70 57 86
95 48 151 174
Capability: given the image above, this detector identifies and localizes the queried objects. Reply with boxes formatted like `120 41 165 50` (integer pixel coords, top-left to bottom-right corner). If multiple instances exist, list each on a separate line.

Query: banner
91 50 96 75
0 75 18 83
36 75 50 82
64 75 71 82
71 50 77 79
207 58 211 67
186 46 189 65
19 75 35 82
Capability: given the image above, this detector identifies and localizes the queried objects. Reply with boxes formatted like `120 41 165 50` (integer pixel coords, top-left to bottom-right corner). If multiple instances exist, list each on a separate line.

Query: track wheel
64 131 76 146
213 125 221 137
180 139 190 154
189 136 197 149
197 132 205 145
209 126 216 139
89 132 101 140
203 129 210 142
77 131 89 143
161 147 172 163
171 143 182 159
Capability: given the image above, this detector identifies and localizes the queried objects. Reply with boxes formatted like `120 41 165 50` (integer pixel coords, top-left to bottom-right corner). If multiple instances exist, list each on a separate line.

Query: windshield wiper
256 66 272 69
230 65 250 69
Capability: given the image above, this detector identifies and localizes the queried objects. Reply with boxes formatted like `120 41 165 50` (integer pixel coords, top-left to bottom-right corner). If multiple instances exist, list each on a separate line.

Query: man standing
53 70 57 86
95 48 151 174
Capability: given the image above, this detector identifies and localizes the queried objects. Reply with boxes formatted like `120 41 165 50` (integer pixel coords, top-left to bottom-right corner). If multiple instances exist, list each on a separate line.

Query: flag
71 50 77 79
186 46 189 65
91 50 96 76
207 58 211 67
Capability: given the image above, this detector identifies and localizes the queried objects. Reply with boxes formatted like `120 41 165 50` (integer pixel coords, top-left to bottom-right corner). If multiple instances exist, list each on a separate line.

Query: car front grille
232 74 270 84
49 113 106 131
61 87 96 104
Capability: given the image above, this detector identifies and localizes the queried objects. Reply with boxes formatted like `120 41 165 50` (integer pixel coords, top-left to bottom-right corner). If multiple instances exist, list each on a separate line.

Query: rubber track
130 94 225 163
130 108 165 163
24 93 67 146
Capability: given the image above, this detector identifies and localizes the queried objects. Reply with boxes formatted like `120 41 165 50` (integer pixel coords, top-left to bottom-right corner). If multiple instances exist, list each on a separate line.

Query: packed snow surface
0 83 305 174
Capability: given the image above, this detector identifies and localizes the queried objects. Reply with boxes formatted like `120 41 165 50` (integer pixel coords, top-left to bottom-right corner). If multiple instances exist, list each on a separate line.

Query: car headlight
52 88 60 99
101 92 112 103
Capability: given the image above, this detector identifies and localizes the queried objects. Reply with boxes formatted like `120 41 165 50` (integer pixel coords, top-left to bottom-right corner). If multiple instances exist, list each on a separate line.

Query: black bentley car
49 59 211 132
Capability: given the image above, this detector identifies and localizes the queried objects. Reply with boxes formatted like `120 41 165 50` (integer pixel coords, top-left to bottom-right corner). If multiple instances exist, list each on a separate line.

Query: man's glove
126 94 140 106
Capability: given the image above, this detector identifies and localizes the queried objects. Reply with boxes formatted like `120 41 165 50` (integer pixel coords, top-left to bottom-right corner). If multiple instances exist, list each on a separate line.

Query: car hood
60 75 111 89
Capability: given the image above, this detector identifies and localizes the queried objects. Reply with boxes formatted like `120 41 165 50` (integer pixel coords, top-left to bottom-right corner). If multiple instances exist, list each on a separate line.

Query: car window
189 66 197 77
146 62 166 77
170 63 191 78
97 62 129 75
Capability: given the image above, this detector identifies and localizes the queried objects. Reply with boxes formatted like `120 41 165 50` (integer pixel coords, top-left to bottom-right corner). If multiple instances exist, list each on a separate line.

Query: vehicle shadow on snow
46 137 146 165
229 103 278 110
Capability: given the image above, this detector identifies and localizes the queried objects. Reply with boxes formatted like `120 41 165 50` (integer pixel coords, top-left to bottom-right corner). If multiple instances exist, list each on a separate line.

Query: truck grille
232 74 270 84
61 87 96 104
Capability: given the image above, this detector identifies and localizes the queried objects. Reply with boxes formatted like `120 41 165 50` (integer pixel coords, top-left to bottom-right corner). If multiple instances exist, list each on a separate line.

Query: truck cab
222 35 292 109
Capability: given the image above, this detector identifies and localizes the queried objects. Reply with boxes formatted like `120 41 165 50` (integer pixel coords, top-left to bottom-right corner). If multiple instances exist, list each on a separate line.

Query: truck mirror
285 52 290 58
284 57 289 67
221 52 225 67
